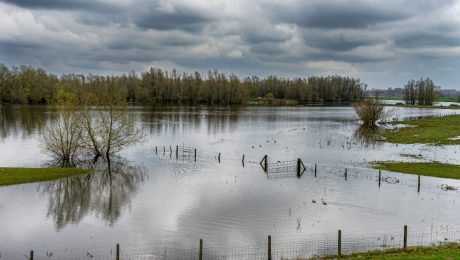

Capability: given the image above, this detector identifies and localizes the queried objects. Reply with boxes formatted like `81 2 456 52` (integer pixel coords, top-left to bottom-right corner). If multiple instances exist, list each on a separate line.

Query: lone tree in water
354 99 393 126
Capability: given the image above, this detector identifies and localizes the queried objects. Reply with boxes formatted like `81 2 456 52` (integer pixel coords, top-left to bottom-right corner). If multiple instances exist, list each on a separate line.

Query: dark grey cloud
1 0 121 12
0 0 459 89
133 3 212 32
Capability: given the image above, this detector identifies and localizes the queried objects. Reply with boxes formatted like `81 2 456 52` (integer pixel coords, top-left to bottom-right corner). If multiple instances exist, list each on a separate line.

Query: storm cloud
1 0 460 88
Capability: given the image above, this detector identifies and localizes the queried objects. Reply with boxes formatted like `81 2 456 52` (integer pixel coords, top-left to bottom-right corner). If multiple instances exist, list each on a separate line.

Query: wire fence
17 229 460 260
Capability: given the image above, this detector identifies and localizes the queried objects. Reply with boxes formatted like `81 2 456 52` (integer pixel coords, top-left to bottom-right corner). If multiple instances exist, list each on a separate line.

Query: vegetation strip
372 162 460 180
0 167 93 186
382 114 460 145
317 243 460 259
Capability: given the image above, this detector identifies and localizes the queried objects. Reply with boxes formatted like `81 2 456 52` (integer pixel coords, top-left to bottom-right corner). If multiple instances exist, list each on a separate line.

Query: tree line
0 64 367 105
403 78 438 105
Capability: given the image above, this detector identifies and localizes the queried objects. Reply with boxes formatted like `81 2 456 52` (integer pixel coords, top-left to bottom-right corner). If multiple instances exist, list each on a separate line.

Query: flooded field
1 105 460 259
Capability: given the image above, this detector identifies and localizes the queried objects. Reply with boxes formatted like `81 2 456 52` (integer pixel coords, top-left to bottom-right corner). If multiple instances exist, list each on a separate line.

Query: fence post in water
345 168 347 181
403 225 408 248
314 163 317 177
194 148 197 161
417 175 421 193
259 155 268 172
176 145 179 159
163 146 166 155
242 154 245 167
155 146 157 154
116 243 120 260
297 159 301 176
199 239 203 260
378 170 381 187
29 250 34 260
268 235 272 260
338 230 342 256
218 152 221 163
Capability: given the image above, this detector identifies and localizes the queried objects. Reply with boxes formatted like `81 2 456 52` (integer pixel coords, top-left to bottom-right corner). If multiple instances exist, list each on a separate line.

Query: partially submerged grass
372 162 460 180
0 167 93 186
385 103 460 109
316 243 460 259
382 114 460 145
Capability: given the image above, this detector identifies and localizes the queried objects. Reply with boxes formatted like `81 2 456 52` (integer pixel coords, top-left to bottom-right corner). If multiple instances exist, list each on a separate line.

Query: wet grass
372 162 460 180
385 103 460 109
0 167 93 186
317 243 460 259
382 114 460 145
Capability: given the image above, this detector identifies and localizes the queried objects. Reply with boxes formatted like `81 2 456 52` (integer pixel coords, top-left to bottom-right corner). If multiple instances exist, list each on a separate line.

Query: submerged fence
18 227 460 260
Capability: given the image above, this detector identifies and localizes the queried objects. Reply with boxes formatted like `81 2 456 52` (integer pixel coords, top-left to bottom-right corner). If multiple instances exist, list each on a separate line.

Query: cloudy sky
0 0 459 89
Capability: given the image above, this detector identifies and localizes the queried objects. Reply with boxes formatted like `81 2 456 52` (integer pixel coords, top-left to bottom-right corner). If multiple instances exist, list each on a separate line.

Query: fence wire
13 230 460 260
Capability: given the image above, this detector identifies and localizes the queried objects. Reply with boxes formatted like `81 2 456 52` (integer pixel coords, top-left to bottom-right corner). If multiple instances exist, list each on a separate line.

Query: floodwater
0 105 460 259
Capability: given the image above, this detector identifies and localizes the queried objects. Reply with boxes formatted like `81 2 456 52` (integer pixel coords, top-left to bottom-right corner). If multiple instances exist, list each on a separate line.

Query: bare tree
41 110 83 167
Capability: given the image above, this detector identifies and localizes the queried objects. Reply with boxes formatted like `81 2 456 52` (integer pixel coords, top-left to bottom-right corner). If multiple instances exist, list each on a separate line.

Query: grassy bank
385 103 460 109
317 243 460 259
379 96 460 102
372 162 460 180
382 114 460 145
0 167 93 186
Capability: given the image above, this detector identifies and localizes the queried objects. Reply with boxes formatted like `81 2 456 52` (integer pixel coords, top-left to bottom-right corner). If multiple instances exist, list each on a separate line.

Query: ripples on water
0 105 459 259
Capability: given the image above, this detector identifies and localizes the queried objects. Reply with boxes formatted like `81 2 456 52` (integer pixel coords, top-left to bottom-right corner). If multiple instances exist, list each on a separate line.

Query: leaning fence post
30 250 34 260
268 235 272 260
199 239 203 260
403 225 408 248
116 243 120 260
297 159 301 176
338 230 342 256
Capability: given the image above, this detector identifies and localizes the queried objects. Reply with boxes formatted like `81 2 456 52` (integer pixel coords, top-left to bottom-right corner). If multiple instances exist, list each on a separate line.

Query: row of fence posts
31 225 411 260
153 149 423 191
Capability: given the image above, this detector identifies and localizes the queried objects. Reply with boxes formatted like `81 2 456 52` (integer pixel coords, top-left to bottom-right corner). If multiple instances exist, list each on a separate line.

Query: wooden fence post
116 243 120 260
417 175 420 193
218 153 221 163
242 154 245 167
155 146 157 154
176 145 179 159
314 163 317 177
297 159 301 176
268 235 272 260
345 168 347 181
194 148 197 161
30 250 34 260
403 225 408 248
378 170 381 187
199 239 203 260
338 230 342 256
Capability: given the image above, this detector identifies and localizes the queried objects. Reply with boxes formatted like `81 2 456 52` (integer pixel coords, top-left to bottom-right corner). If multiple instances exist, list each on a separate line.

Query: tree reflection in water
353 125 383 147
40 157 146 230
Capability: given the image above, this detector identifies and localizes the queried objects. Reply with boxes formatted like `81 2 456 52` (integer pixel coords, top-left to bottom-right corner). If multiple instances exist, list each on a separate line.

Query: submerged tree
354 99 393 126
41 109 83 167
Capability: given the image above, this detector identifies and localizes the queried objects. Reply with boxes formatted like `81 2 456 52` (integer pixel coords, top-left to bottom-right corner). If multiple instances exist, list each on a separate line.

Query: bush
354 99 392 126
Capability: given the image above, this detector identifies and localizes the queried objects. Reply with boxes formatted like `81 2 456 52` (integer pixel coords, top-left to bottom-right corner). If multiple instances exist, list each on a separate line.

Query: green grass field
382 114 460 145
372 162 460 180
317 243 460 259
0 167 93 186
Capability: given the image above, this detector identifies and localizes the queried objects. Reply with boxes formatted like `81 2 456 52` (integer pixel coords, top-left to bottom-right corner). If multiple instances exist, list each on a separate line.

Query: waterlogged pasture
0 105 459 259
